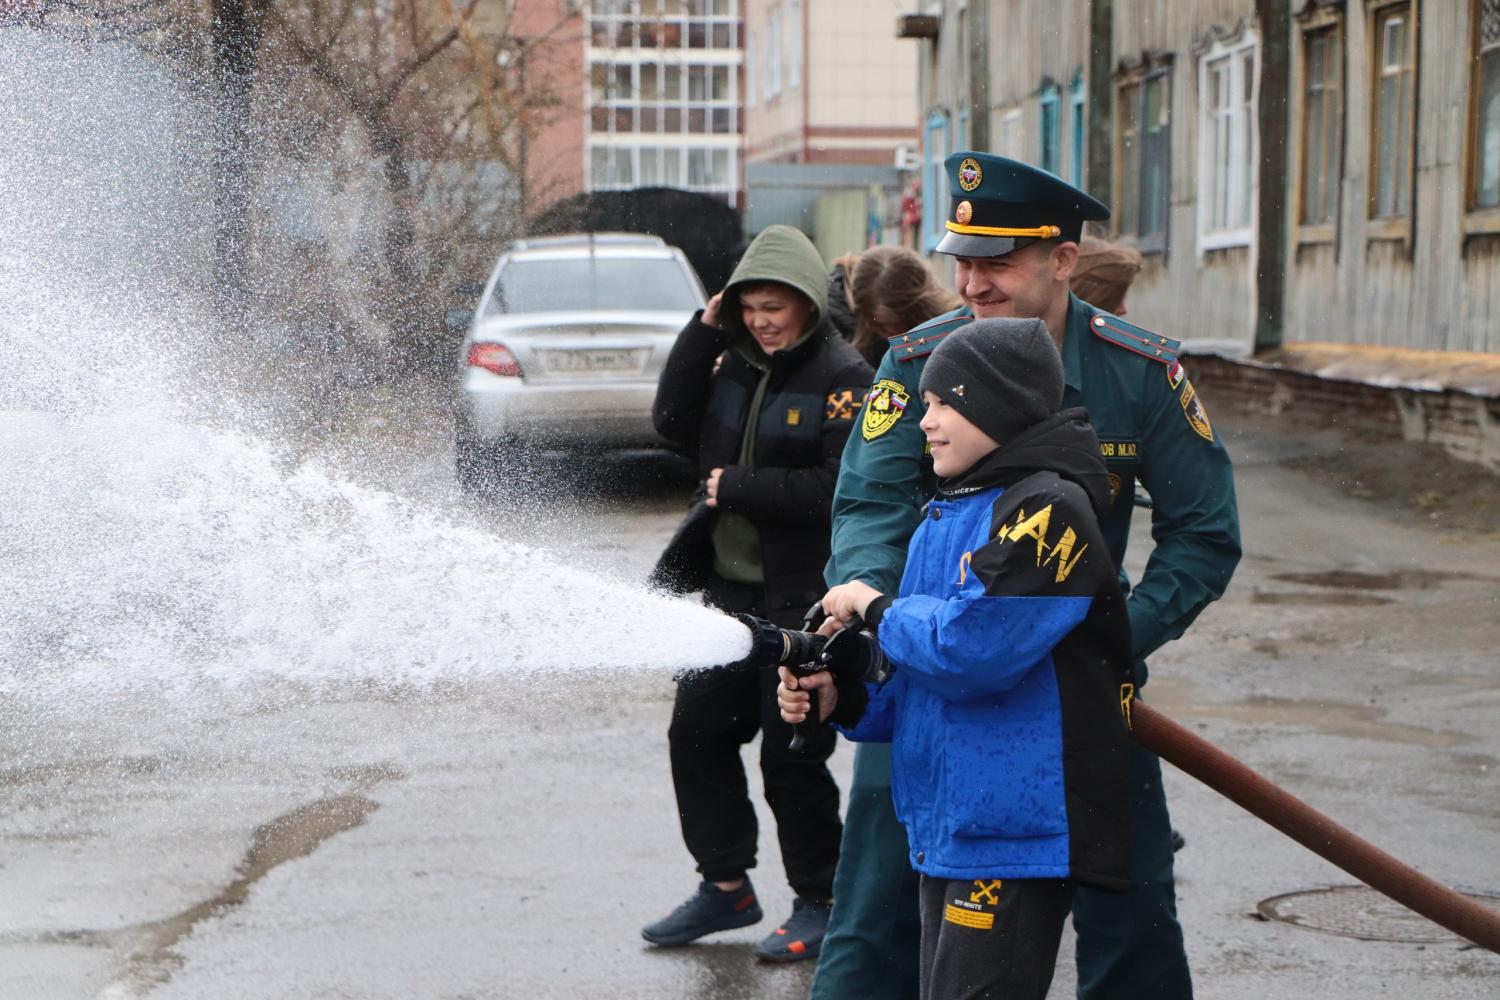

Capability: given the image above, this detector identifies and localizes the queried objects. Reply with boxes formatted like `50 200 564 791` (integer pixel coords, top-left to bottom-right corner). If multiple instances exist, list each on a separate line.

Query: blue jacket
841 411 1135 888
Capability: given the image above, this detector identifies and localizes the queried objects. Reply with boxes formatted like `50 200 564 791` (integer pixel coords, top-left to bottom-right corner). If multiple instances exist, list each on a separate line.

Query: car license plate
541 348 643 373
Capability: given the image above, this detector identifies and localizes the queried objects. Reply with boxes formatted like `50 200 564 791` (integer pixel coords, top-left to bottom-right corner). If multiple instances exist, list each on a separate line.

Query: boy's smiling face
739 283 815 356
919 391 1001 478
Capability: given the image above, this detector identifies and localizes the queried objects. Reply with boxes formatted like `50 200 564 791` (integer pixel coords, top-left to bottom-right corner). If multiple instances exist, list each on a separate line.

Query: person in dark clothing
780 318 1135 1000
645 224 874 962
827 247 961 367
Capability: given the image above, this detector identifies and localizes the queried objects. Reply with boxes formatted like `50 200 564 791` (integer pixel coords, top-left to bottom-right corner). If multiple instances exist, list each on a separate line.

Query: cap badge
954 200 973 225
952 384 965 397
958 157 982 192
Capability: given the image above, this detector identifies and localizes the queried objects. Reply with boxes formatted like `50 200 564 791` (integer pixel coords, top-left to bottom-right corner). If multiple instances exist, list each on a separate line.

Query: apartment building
583 0 744 206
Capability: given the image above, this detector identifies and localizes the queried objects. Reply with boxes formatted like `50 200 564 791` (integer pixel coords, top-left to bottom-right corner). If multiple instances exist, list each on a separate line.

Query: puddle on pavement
1269 568 1499 590
326 761 408 788
1144 682 1470 750
101 793 382 994
1251 565 1500 607
0 755 163 789
1251 591 1395 607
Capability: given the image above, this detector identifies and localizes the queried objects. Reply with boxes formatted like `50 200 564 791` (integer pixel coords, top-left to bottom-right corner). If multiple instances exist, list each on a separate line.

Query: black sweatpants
917 876 1074 1000
667 575 842 901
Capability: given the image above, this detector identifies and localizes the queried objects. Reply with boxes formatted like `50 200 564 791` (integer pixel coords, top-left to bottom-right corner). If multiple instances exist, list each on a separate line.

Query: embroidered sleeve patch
825 389 860 422
861 378 911 441
1166 359 1185 391
1179 380 1214 442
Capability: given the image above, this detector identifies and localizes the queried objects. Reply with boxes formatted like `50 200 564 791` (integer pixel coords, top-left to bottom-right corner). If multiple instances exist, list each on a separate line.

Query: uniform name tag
1099 440 1139 459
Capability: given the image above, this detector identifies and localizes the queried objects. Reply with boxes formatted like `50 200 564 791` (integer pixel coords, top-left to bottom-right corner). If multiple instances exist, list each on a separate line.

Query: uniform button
932 508 942 520
916 851 925 863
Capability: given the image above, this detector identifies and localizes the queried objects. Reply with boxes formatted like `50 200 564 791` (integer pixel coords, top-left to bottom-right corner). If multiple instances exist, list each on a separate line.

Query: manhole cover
1258 885 1500 944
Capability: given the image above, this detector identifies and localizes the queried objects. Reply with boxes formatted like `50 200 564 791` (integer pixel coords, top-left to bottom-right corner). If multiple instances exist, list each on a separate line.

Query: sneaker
641 880 763 946
752 897 832 962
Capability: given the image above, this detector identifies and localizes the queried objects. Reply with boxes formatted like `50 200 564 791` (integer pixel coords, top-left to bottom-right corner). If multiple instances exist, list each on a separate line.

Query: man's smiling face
954 242 1060 322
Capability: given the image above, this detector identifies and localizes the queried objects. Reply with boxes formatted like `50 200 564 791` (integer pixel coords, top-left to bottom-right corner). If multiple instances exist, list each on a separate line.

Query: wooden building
909 0 1500 354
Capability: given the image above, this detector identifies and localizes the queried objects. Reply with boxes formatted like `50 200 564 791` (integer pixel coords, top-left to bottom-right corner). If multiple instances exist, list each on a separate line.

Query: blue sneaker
641 880 763 946
752 897 832 962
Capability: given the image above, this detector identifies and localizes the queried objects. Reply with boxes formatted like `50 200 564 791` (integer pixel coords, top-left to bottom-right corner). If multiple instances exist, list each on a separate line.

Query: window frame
1113 59 1173 255
788 0 803 90
922 110 951 252
1196 28 1259 253
1070 69 1086 187
1465 0 1500 231
1366 0 1417 236
1039 80 1061 175
1293 5 1345 245
998 105 1023 158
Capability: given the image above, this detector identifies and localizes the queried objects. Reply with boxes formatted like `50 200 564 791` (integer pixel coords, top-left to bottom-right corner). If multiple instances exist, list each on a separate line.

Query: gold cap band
944 222 1063 238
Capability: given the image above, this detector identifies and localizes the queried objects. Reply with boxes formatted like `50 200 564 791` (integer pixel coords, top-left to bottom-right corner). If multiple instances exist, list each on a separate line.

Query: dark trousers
808 741 922 1000
811 725 1193 1000
918 876 1074 1000
667 576 843 900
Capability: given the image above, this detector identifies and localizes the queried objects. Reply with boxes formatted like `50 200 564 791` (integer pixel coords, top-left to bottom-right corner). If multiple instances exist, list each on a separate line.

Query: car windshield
486 255 701 315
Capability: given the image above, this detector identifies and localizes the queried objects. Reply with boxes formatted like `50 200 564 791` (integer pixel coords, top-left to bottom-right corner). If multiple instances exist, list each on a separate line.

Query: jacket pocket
941 715 1069 841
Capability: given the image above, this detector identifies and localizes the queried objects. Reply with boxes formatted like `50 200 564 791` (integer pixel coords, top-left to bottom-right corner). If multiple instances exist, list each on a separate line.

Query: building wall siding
915 0 1500 355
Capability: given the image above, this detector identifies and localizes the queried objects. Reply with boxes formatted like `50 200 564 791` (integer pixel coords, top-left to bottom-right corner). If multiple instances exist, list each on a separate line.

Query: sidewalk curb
1183 350 1500 473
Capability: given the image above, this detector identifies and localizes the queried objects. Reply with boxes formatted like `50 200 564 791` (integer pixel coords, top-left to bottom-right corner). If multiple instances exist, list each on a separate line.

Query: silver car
454 233 707 488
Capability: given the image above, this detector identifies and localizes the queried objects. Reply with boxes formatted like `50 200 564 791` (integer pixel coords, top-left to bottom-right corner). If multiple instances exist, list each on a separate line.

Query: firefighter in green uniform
809 152 1241 1000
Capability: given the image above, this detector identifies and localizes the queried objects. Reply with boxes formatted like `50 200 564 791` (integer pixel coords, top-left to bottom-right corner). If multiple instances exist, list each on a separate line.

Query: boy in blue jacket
778 317 1136 1000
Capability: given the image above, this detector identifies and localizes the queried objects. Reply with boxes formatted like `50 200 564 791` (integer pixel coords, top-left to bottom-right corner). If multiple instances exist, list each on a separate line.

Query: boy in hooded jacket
645 225 873 960
778 317 1135 999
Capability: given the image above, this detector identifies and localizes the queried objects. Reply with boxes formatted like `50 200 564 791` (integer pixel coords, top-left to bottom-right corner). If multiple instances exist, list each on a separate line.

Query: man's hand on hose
778 667 838 724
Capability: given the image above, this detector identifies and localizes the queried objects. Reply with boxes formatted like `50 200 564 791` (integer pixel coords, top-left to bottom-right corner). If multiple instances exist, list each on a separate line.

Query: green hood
721 224 829 358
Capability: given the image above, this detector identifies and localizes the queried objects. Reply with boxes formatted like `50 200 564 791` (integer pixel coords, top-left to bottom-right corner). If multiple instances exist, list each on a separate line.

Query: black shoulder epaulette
1087 313 1180 363
888 312 971 362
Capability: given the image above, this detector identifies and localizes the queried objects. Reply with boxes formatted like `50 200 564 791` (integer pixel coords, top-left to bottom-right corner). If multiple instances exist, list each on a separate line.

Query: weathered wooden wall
915 0 1500 356
1281 0 1500 354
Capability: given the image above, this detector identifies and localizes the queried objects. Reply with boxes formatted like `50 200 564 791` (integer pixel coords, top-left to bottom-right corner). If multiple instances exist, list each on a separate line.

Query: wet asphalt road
3 397 1499 999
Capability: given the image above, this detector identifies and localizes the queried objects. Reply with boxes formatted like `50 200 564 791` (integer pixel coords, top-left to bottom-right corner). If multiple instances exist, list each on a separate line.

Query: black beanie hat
919 318 1064 444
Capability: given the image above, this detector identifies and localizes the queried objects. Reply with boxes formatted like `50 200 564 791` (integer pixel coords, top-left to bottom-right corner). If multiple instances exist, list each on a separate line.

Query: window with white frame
766 5 782 100
1198 30 1258 249
1370 2 1415 219
923 110 950 251
1475 0 1500 208
789 0 802 89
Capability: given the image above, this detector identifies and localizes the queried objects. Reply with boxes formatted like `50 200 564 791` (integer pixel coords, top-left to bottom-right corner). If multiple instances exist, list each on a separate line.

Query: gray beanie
919 318 1064 444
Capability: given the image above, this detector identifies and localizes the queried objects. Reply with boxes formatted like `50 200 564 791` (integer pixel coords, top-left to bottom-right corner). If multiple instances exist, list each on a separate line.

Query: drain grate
1258 885 1500 944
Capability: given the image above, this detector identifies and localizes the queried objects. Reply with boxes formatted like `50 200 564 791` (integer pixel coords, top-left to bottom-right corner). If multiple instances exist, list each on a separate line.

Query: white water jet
0 29 748 703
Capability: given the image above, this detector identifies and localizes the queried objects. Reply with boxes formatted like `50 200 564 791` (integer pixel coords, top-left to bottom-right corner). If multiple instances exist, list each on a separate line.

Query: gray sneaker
752 897 832 962
641 880 763 946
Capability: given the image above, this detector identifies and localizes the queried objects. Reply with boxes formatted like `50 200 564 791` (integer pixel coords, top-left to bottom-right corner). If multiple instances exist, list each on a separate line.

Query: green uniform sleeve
824 352 929 594
1128 366 1242 660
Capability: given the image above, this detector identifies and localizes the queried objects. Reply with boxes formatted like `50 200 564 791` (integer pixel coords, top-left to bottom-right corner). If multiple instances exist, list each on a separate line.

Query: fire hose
1129 699 1500 953
713 613 1500 954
